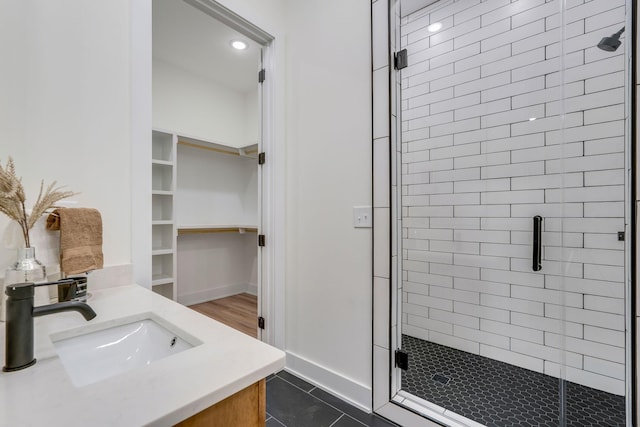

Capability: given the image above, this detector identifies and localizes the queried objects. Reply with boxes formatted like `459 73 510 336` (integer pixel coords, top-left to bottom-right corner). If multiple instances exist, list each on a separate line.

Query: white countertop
0 285 285 426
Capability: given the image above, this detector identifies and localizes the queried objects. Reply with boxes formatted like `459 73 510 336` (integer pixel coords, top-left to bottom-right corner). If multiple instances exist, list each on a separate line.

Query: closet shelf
152 220 174 225
152 191 173 196
152 249 174 256
152 159 174 166
152 275 174 286
177 224 258 235
177 134 258 159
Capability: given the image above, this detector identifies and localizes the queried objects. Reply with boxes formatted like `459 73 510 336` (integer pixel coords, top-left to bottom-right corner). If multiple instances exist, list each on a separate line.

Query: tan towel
46 208 104 275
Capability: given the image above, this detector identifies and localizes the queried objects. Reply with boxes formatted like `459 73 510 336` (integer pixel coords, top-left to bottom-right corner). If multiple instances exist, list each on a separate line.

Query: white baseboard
177 283 253 306
285 351 372 413
246 283 258 296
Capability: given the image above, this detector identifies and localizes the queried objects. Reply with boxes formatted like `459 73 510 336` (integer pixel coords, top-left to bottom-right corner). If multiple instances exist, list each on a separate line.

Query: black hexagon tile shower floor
401 336 625 427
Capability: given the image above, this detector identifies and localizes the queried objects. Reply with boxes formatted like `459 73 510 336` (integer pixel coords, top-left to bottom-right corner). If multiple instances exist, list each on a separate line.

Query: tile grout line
300 381 369 427
266 409 287 427
277 373 352 415
271 372 397 427
327 412 376 427
328 413 345 427
342 413 371 427
274 373 317 394
274 373 370 426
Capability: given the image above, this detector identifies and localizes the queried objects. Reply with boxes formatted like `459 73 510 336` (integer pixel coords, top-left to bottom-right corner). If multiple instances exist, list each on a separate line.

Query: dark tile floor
402 335 626 427
266 370 399 427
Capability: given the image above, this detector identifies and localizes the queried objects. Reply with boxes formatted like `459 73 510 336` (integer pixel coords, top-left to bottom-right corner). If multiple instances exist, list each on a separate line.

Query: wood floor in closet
189 293 258 338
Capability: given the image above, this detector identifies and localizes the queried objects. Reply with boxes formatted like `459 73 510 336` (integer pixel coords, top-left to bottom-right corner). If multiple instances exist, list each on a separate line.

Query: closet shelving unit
151 129 259 303
151 129 177 299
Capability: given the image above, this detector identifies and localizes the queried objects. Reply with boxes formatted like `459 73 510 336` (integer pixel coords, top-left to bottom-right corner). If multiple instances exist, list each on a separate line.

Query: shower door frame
631 4 638 427
370 0 639 425
372 0 450 424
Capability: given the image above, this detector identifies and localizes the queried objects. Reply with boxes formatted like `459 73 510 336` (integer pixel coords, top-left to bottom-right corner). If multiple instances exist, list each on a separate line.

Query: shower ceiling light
428 22 443 32
230 40 247 50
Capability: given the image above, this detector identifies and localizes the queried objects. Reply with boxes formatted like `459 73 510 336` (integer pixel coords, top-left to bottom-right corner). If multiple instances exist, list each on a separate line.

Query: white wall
176 145 258 226
244 88 259 144
283 0 373 410
153 58 254 147
0 0 132 275
177 232 257 304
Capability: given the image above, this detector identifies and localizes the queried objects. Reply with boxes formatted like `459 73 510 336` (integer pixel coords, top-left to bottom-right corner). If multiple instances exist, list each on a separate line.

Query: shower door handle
532 216 542 271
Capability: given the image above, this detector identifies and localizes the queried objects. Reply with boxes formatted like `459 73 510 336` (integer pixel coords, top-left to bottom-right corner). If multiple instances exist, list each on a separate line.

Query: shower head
597 27 625 52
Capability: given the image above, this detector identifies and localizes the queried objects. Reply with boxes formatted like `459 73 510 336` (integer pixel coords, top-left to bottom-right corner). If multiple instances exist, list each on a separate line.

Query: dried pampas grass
0 157 75 247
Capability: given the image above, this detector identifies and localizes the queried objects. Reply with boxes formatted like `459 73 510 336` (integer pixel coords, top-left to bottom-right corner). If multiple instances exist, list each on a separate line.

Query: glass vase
1 247 48 322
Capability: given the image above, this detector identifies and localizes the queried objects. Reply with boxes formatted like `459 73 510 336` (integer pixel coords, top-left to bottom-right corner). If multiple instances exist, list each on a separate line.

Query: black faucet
3 280 97 372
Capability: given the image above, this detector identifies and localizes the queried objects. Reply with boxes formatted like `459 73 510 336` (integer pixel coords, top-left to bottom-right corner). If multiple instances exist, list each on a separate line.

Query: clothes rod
177 227 258 235
177 140 258 157
177 140 240 156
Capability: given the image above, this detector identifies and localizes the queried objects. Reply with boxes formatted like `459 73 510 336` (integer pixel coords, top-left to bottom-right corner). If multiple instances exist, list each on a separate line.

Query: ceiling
152 0 260 93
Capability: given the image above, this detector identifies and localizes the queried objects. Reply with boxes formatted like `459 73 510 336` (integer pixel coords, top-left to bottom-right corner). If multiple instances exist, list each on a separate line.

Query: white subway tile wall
399 0 626 395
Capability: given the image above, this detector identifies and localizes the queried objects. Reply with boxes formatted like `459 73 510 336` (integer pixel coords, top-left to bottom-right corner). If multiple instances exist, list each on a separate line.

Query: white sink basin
52 316 199 387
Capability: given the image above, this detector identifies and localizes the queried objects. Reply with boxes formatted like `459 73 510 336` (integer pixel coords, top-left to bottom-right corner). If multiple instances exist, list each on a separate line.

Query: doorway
151 0 272 341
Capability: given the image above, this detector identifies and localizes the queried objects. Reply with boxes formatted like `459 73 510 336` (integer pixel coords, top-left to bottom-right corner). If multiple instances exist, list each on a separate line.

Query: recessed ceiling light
529 117 537 121
230 40 247 50
427 22 443 32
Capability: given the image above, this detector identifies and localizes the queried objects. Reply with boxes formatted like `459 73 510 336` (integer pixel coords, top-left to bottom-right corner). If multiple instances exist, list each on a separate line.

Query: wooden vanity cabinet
175 379 266 427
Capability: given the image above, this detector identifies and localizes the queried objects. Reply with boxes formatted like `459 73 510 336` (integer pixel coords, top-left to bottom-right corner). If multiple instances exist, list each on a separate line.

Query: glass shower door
390 0 631 425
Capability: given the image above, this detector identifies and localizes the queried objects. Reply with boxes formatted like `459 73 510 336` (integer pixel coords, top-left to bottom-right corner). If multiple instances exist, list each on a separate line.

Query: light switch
353 206 372 228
